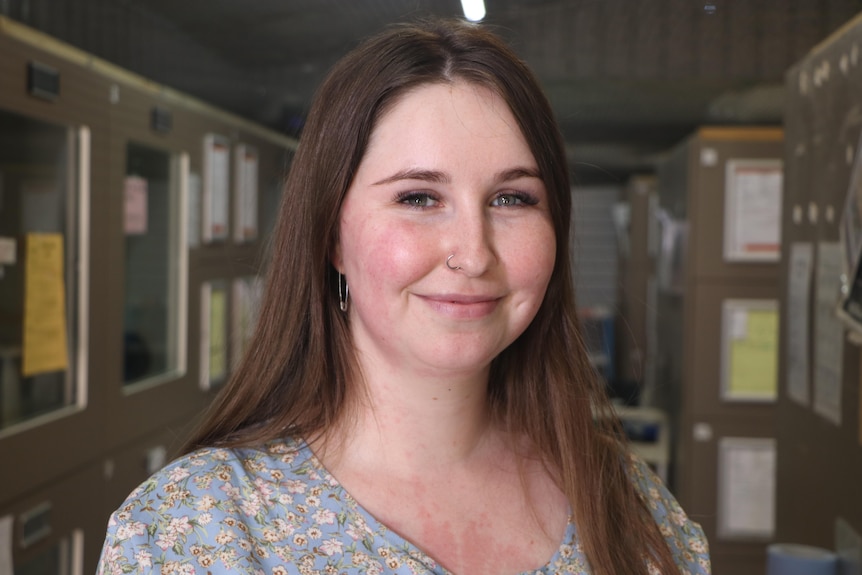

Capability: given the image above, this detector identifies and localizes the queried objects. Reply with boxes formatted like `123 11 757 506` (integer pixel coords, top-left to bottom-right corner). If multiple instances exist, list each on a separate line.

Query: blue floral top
97 437 710 575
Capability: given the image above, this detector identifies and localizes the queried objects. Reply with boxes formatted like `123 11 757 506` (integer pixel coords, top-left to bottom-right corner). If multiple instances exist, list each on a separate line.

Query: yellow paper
728 310 778 398
209 288 226 382
22 234 69 376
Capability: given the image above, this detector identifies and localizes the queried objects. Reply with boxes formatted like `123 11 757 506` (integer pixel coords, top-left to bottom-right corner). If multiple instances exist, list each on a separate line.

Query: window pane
0 109 80 431
17 533 79 575
123 143 182 386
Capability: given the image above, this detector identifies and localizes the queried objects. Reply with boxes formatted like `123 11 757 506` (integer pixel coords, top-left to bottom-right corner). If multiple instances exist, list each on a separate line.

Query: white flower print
155 532 177 551
133 550 152 568
215 530 235 545
263 528 280 542
312 508 336 525
167 516 193 535
197 494 217 510
168 467 190 482
278 493 293 505
241 498 261 517
254 477 275 497
319 538 344 556
115 521 146 540
286 479 306 494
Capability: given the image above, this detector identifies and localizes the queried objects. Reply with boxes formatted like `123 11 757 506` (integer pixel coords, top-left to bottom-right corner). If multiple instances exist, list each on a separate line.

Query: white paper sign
233 145 259 243
718 437 776 539
814 242 844 425
787 242 813 406
203 134 230 242
730 309 749 340
724 159 783 261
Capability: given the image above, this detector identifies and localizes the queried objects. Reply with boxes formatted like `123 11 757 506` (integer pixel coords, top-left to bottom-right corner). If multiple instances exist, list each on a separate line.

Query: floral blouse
97 437 710 575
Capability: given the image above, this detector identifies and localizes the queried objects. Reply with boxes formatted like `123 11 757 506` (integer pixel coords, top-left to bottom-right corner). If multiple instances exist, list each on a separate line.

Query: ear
330 237 343 274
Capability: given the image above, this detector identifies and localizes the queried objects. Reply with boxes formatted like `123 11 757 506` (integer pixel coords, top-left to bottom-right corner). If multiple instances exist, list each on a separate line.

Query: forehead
381 80 513 128
360 81 535 168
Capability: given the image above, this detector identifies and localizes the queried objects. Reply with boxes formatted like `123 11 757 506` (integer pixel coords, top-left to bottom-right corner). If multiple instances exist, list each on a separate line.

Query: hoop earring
338 273 349 312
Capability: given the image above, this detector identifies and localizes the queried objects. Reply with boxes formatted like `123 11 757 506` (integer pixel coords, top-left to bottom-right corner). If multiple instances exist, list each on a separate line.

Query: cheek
509 225 557 290
342 219 436 294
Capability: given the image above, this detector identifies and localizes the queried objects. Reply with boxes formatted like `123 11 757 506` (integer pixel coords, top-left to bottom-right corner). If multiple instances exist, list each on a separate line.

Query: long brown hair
184 19 681 575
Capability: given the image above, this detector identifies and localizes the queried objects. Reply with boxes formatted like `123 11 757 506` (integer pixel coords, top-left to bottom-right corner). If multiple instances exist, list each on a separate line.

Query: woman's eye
492 192 536 207
397 192 438 208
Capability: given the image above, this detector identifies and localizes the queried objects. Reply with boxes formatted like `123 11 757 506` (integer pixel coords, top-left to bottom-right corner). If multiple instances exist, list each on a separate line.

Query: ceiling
4 0 862 184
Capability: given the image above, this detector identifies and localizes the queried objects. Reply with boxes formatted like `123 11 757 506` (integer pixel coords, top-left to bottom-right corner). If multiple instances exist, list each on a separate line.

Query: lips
418 293 502 319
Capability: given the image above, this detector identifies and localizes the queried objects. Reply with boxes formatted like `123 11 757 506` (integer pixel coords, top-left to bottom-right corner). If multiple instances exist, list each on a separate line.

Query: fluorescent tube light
461 0 485 22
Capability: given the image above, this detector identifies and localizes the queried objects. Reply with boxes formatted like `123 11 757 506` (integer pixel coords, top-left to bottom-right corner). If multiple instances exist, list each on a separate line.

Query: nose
446 207 497 277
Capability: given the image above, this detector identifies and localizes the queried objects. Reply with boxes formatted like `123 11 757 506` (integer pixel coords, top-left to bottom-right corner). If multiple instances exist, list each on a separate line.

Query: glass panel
17 533 78 575
123 143 182 386
0 109 79 431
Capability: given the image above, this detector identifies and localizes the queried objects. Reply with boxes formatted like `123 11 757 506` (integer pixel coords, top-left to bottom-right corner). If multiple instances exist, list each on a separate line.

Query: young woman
98 19 709 575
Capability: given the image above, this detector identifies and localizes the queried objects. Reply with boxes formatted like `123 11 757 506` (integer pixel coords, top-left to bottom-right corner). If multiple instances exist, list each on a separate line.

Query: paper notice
724 160 783 261
732 310 778 398
814 242 844 425
22 234 68 376
234 146 259 243
204 135 230 241
725 306 779 400
730 309 749 340
787 242 813 406
718 438 776 538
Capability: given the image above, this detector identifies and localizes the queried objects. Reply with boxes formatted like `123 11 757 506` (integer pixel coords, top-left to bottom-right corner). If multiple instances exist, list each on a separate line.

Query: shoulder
98 437 323 574
112 437 313 513
627 455 712 574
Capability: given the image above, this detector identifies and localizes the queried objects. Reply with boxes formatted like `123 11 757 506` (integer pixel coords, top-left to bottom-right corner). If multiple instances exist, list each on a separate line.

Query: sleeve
628 455 712 575
96 454 249 575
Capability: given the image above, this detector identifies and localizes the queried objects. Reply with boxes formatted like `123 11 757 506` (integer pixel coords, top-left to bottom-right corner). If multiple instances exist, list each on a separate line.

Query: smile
418 294 502 319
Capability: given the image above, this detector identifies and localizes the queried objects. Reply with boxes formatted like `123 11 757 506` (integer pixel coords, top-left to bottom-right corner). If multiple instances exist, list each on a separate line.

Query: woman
98 19 709 575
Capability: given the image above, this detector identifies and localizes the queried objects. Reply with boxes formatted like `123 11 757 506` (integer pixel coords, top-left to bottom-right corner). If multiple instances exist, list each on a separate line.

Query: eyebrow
372 166 543 187
372 168 450 186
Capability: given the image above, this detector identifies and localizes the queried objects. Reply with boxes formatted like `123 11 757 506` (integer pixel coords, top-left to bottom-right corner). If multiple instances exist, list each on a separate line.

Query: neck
324 364 499 476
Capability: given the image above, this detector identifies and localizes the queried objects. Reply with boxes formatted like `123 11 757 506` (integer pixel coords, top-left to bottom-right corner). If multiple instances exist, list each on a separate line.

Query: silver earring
338 273 349 312
446 254 461 270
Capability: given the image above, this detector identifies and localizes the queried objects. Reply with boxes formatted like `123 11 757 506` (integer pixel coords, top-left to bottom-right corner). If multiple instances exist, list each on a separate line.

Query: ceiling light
461 0 485 22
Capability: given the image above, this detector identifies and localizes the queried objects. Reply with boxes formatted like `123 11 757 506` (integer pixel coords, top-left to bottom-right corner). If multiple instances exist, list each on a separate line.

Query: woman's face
333 81 556 379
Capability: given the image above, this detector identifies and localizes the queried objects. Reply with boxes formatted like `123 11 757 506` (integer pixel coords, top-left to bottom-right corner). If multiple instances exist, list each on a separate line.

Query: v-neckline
295 437 578 575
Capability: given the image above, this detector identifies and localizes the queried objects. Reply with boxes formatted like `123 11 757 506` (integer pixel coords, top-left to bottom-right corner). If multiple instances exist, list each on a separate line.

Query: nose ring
446 254 461 270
